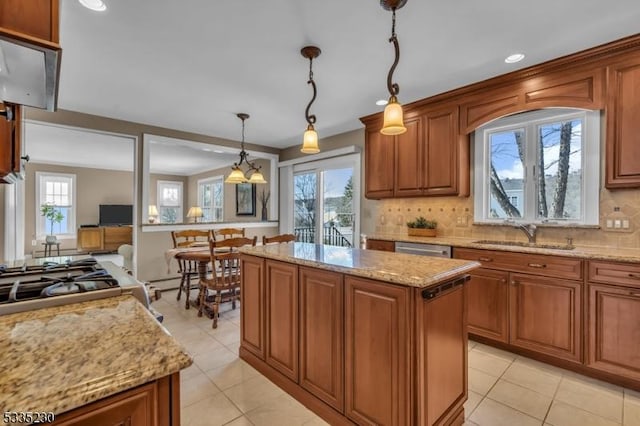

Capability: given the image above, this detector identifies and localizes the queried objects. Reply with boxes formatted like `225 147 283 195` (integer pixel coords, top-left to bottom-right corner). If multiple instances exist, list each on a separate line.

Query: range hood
0 29 61 111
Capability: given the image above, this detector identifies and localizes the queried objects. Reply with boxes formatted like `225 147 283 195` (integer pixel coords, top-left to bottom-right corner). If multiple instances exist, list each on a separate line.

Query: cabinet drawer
366 239 395 252
454 248 582 280
588 260 640 288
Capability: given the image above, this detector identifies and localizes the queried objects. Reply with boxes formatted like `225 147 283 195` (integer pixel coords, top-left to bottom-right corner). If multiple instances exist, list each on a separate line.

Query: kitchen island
0 295 192 425
239 243 480 426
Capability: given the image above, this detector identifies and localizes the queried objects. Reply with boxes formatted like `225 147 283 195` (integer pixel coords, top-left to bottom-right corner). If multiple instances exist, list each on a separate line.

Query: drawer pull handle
629 292 640 297
528 263 547 268
628 273 640 280
478 257 493 262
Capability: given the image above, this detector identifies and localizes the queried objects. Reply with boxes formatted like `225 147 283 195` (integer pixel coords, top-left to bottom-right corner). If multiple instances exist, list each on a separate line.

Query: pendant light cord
386 8 400 97
305 57 317 125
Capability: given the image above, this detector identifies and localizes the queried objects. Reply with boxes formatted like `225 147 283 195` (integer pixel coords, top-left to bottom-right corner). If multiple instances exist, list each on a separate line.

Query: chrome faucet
514 223 537 243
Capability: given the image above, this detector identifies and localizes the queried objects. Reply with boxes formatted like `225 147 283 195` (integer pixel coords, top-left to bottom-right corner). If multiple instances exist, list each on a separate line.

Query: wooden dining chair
262 233 296 245
214 227 245 240
199 236 257 328
171 229 212 309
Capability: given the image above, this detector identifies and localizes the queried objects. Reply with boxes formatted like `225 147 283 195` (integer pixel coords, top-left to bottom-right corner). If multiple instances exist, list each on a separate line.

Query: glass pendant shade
247 170 267 184
301 125 320 154
381 96 406 135
225 167 247 184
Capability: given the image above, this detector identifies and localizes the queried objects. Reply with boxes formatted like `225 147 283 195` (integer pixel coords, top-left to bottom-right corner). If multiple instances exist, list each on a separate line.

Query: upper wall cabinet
0 0 59 43
362 104 469 199
606 53 640 189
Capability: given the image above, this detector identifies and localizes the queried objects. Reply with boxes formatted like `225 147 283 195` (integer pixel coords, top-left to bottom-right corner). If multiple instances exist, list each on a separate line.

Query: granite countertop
0 296 192 417
240 242 480 288
366 233 640 263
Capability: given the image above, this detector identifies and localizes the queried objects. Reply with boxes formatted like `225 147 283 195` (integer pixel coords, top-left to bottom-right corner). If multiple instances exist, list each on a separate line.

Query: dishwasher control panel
395 241 452 258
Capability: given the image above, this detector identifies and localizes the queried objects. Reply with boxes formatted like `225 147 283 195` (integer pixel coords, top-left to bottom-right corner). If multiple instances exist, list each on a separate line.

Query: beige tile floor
154 290 639 426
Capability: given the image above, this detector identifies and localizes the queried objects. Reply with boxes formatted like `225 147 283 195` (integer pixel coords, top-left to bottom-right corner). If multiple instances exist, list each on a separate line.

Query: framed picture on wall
236 183 256 216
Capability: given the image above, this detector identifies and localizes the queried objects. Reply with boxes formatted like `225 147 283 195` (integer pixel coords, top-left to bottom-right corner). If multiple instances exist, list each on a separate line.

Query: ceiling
57 0 640 150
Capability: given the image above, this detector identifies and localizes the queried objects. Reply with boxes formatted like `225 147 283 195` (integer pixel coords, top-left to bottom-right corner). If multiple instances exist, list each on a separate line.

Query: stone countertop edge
365 233 640 263
0 295 193 416
240 243 480 288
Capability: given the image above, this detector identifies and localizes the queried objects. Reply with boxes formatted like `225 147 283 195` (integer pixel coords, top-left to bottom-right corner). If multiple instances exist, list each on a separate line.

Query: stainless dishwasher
395 241 452 258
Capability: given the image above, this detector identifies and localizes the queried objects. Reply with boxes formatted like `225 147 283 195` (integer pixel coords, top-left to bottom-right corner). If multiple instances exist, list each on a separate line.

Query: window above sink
473 108 600 226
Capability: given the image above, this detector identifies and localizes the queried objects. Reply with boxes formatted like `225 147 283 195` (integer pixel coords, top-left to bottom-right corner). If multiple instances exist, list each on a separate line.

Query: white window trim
473 108 600 226
197 175 224 222
35 171 77 239
157 180 184 223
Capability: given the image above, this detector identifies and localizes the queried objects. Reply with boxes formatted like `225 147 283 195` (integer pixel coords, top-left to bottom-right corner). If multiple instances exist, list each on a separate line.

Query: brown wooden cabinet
77 227 103 252
345 276 410 426
299 267 344 412
466 268 509 343
77 226 132 252
0 0 59 43
365 238 395 252
52 374 179 426
455 248 583 363
362 104 468 199
0 104 23 184
265 260 299 381
587 260 640 380
240 255 265 360
606 54 640 188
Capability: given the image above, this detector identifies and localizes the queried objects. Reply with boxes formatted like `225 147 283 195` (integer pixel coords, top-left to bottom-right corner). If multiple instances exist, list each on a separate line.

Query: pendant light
225 113 267 184
380 0 407 136
300 46 321 154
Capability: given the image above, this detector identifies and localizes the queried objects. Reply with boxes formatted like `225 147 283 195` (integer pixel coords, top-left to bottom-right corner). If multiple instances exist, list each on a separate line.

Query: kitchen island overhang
238 243 480 426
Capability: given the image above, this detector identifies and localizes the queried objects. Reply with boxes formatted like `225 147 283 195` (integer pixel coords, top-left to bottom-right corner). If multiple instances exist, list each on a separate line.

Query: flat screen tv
99 204 133 226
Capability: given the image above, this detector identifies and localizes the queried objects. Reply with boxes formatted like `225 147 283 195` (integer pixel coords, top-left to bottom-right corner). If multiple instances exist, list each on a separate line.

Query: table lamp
148 205 159 223
187 206 203 223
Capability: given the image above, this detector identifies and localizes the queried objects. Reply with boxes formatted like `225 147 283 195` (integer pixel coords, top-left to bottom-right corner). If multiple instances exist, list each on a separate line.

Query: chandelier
224 113 267 184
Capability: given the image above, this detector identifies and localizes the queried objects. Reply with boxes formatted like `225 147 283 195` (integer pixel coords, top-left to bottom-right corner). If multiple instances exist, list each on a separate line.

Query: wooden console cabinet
77 226 133 252
240 255 469 426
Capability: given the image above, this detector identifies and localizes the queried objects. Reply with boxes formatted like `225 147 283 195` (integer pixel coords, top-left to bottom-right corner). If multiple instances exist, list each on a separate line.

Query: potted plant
40 204 64 243
406 216 437 237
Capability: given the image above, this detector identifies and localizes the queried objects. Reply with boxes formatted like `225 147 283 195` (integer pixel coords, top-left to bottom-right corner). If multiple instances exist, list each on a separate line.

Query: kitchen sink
473 240 575 250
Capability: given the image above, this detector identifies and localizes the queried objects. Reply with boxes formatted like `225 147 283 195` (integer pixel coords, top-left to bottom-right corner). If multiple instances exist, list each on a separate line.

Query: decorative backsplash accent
362 188 639 249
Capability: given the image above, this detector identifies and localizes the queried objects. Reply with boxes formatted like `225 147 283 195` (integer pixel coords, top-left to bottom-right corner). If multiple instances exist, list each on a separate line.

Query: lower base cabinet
51 374 179 426
240 254 469 426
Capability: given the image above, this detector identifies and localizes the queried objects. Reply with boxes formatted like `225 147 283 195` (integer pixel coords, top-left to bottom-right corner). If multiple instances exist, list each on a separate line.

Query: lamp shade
301 125 320 154
381 96 407 136
186 206 203 218
225 167 248 184
148 205 159 216
247 170 267 184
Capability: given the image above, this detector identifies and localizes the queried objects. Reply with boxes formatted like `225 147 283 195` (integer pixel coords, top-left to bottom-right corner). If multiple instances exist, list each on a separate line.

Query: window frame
157 180 184 223
35 171 77 239
197 175 224 222
473 108 600 226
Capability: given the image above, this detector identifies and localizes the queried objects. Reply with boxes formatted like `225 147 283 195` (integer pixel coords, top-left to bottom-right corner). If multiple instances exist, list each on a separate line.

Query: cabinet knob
21 155 30 162
511 280 518 286
500 278 507 284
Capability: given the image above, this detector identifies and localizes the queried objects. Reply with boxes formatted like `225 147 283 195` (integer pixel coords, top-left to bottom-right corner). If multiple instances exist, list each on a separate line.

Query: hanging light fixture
300 46 321 154
225 113 267 184
380 0 407 136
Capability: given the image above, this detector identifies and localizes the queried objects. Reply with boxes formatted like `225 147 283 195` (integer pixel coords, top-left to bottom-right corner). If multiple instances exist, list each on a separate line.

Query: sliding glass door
293 163 357 247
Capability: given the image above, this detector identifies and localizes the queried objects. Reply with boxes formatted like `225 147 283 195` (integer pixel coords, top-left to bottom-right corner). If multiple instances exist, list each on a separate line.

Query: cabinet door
0 104 21 183
0 0 59 42
394 116 422 197
77 228 103 251
345 276 410 426
606 55 640 188
240 255 265 360
509 273 582 362
467 268 509 343
299 267 344 412
422 106 461 195
365 126 395 199
588 283 640 381
265 260 298 381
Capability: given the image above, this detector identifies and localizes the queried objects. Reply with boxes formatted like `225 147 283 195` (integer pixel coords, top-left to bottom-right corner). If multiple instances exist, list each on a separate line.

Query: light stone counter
367 233 640 263
0 296 192 417
240 242 480 288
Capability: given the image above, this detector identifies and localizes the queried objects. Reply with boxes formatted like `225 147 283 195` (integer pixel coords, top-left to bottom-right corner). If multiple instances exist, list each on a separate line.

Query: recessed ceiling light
505 53 525 64
202 148 212 152
79 0 107 12
376 99 388 106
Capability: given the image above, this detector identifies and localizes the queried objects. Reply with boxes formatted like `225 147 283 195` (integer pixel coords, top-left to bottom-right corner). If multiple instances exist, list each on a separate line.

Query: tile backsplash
362 188 640 249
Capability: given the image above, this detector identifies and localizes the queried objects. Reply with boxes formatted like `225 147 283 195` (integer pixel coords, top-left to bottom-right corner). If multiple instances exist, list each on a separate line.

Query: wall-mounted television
99 204 133 226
